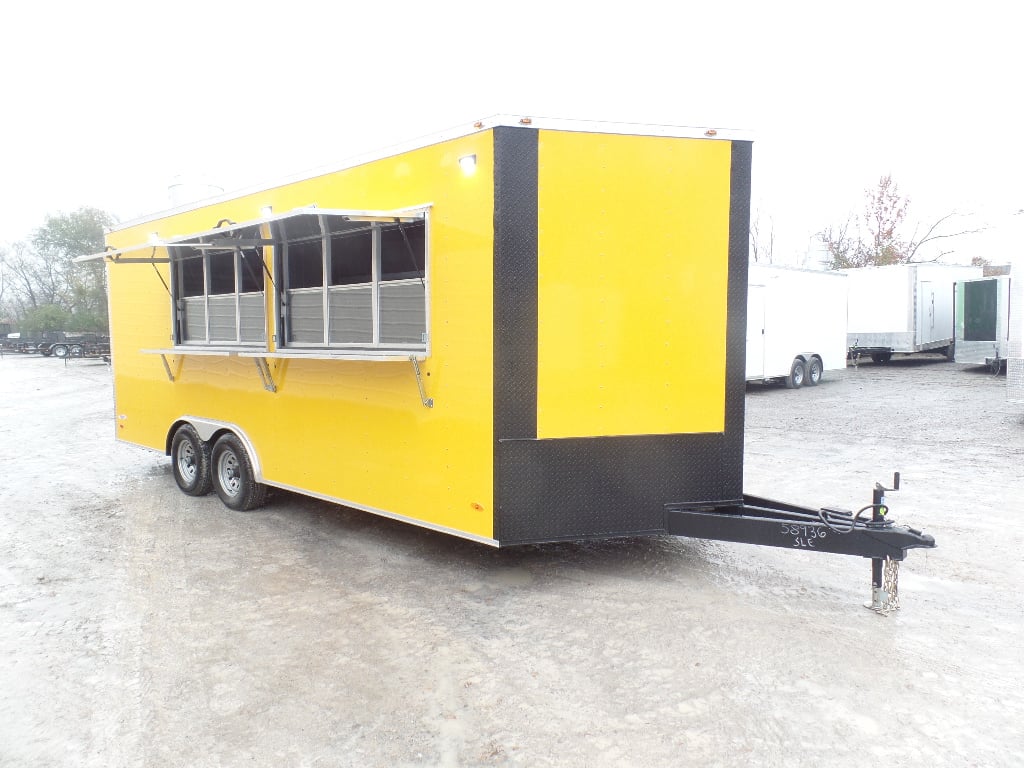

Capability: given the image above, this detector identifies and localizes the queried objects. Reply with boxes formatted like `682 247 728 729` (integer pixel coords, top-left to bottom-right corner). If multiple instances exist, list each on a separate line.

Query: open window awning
74 205 430 263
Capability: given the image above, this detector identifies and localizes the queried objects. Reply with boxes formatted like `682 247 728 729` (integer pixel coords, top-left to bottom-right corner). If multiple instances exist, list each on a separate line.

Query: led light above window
458 154 477 175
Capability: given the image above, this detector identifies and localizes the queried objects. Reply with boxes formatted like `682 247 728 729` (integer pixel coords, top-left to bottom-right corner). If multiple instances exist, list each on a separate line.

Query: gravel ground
1 353 1021 768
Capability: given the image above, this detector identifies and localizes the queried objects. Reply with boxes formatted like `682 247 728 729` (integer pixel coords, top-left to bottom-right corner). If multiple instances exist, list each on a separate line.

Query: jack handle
876 471 900 494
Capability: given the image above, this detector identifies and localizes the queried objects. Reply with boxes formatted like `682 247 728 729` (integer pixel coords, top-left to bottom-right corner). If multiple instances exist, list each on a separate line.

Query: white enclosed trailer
841 263 982 363
746 265 848 388
1008 267 1024 404
954 274 1012 371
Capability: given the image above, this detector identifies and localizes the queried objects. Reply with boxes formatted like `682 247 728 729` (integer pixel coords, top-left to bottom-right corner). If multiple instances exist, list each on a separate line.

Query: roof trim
109 115 752 233
76 205 429 263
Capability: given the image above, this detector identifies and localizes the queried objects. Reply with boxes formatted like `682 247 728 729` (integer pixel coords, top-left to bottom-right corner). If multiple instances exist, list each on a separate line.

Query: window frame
274 211 429 353
169 225 268 347
162 206 429 358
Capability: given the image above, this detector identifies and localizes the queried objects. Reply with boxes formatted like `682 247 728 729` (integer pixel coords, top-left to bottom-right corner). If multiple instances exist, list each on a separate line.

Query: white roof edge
482 114 753 142
837 263 985 272
749 264 848 277
110 115 753 233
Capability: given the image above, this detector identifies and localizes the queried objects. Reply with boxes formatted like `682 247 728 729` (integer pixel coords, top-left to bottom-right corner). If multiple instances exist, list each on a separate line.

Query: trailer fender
166 417 265 483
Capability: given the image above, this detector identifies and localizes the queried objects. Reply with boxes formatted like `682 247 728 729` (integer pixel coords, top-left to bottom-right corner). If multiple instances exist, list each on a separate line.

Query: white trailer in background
954 273 1012 372
841 263 982 363
1008 267 1024 404
746 265 848 388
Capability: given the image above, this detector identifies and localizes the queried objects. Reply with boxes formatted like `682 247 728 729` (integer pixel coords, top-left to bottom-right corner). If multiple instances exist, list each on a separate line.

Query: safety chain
871 557 901 615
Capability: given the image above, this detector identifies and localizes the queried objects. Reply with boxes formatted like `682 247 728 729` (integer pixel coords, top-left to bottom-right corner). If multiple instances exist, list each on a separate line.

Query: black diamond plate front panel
496 433 744 544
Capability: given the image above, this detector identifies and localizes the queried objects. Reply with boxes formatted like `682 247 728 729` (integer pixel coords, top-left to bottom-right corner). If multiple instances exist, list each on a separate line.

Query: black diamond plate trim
497 433 745 544
493 126 538 441
492 127 539 542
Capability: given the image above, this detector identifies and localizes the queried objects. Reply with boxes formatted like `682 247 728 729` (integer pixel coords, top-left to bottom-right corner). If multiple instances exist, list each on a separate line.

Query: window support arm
151 251 171 296
254 357 277 393
159 354 175 382
410 356 433 408
397 222 425 288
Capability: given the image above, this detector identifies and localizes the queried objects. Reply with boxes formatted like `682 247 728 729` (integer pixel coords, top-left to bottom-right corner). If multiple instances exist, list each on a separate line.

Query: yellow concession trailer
87 116 933 599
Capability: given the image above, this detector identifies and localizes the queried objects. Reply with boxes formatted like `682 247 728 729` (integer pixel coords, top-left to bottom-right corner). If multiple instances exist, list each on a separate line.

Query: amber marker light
519 117 532 125
705 129 718 137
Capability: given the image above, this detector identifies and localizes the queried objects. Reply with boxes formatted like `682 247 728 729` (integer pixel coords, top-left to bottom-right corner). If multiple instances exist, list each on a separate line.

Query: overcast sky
2 0 1020 266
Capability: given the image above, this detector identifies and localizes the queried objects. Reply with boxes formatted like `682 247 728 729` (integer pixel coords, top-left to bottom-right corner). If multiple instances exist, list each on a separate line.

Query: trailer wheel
784 358 805 388
871 352 892 364
211 433 267 511
69 344 84 358
171 424 212 496
52 344 69 358
39 344 53 357
805 356 822 386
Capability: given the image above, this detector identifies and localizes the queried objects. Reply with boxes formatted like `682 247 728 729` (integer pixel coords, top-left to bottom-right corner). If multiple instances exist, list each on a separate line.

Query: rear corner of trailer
104 222 179 452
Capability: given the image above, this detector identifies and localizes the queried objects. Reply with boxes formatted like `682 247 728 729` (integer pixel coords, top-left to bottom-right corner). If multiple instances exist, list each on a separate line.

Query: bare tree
864 175 909 265
821 175 982 269
2 241 54 312
905 212 985 263
2 208 115 331
749 210 775 264
820 216 861 269
0 248 7 309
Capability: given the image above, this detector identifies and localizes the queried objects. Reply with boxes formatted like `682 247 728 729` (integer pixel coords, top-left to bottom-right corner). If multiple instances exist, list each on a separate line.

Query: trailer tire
805 356 822 386
211 433 267 511
171 424 213 496
52 344 69 358
69 344 84 358
784 358 805 389
871 352 892 364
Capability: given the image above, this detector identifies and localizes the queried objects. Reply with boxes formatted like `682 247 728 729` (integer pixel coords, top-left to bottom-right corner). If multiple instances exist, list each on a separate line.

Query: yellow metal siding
536 131 731 438
106 134 495 539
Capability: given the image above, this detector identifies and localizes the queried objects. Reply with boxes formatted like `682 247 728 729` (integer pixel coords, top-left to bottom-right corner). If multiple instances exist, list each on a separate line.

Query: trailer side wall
107 132 497 540
845 266 913 337
844 264 982 353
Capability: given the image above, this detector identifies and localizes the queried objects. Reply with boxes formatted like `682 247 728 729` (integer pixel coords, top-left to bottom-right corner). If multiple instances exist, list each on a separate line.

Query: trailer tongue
666 473 935 613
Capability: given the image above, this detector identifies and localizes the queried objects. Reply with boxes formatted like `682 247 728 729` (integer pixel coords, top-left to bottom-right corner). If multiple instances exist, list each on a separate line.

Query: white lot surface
1 353 1022 767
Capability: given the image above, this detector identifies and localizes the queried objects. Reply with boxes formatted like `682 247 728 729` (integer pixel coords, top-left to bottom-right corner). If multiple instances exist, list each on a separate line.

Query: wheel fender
166 417 264 482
